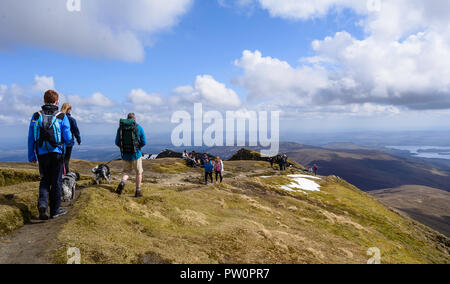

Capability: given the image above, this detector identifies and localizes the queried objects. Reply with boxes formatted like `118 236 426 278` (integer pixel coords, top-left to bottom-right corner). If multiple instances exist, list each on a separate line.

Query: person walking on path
313 164 318 176
202 157 214 185
201 153 208 166
214 157 224 184
28 90 72 220
60 103 81 173
115 113 147 198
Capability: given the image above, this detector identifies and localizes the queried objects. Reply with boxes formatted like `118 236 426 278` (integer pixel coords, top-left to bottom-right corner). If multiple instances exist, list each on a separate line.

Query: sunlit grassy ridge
0 182 39 235
52 159 448 264
1 158 448 263
0 168 41 187
0 164 92 236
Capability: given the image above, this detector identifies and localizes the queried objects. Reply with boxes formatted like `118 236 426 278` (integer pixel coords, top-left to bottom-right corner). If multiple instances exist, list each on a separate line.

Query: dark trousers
215 171 223 183
38 153 64 216
64 146 73 173
205 172 213 184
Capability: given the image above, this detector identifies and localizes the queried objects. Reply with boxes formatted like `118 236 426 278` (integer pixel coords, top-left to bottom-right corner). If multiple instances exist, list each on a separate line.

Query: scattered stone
288 206 298 212
5 194 15 200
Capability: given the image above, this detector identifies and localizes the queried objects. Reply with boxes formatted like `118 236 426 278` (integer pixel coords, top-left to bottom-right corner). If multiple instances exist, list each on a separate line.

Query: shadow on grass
0 195 33 225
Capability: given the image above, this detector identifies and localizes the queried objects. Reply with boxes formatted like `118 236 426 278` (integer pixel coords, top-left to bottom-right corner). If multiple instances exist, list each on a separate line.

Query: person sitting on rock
186 153 197 168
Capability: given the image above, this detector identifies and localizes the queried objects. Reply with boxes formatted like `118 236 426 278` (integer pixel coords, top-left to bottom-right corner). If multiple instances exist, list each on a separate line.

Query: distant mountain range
2 138 449 193
207 142 450 192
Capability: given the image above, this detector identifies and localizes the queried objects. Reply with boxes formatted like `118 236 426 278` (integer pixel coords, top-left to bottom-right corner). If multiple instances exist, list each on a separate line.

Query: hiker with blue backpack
115 113 147 198
201 157 214 185
28 90 72 220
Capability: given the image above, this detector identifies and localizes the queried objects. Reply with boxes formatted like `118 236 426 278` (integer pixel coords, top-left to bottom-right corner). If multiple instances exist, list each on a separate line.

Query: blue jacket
201 161 214 173
115 124 147 161
28 105 72 162
66 113 81 147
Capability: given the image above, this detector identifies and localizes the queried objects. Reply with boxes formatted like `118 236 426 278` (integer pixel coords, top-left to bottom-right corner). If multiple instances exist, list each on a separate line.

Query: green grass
54 166 449 264
0 182 39 235
0 160 448 264
0 168 41 187
0 179 93 236
149 159 191 174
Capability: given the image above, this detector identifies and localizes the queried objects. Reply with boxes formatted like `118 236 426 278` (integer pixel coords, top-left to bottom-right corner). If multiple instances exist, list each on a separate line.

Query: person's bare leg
116 174 129 195
134 174 143 197
136 174 142 189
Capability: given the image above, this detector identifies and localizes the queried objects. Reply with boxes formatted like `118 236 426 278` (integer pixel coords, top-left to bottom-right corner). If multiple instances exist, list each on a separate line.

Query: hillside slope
371 186 450 237
285 147 450 191
0 159 449 264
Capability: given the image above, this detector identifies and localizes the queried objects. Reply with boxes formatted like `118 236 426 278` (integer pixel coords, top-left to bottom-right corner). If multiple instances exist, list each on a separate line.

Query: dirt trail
0 190 83 264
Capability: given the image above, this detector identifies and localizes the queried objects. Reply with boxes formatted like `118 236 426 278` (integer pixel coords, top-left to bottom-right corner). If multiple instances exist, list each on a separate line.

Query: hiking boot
38 206 49 221
116 181 125 195
51 208 67 219
135 190 143 198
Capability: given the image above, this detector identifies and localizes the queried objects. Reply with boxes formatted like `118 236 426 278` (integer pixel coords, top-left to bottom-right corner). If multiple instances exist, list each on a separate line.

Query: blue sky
1 0 450 140
0 1 363 100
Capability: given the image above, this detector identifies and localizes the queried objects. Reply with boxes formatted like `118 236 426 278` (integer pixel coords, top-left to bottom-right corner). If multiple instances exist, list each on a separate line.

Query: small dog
62 172 80 204
92 164 111 185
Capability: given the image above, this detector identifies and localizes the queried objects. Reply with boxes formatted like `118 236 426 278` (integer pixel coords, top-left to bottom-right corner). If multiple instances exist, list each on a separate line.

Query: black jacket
66 113 81 147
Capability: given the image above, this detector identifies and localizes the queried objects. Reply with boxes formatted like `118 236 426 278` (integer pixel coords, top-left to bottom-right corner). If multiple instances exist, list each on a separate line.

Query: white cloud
127 89 164 106
68 92 115 108
310 31 450 109
32 75 55 93
0 83 41 124
256 0 367 20
194 75 242 107
172 75 242 108
232 0 450 111
234 50 328 105
0 0 193 62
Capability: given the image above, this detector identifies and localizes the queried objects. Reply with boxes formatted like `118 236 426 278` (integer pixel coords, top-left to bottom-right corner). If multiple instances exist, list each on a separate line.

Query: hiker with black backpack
115 113 147 198
28 90 73 220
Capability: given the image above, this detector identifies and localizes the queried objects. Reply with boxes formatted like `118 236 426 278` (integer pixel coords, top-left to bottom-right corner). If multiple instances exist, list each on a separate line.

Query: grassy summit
1 157 449 264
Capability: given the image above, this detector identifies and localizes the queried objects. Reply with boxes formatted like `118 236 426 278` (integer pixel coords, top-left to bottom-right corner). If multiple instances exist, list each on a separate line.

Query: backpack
117 119 141 156
33 111 65 151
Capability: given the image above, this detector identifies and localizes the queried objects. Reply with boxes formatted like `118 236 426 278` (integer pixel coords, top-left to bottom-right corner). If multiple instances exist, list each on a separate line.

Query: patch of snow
281 176 321 193
258 174 321 193
288 174 321 180
280 185 307 194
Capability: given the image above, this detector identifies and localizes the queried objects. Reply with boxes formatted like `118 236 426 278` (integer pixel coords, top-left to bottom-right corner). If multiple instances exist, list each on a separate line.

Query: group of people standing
270 154 289 171
28 89 316 222
183 150 224 185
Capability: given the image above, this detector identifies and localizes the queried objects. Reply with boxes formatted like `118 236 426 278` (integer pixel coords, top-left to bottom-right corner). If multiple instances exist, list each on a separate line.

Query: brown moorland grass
52 159 449 264
1 159 448 264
